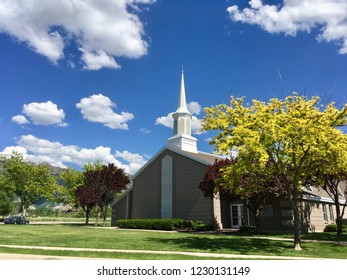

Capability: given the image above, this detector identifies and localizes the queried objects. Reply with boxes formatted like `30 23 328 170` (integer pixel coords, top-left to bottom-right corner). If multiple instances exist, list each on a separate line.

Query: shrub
195 223 214 231
324 224 347 232
324 224 337 232
239 225 256 233
116 218 212 231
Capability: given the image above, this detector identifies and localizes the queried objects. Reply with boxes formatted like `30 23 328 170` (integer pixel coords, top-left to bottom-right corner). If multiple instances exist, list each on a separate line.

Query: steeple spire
176 69 190 114
167 69 198 153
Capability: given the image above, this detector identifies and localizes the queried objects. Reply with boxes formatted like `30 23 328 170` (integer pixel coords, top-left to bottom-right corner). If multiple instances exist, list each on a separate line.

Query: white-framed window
328 205 334 224
322 204 328 223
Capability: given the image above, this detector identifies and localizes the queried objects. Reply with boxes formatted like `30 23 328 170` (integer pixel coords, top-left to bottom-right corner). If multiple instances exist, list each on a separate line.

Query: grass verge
0 224 346 259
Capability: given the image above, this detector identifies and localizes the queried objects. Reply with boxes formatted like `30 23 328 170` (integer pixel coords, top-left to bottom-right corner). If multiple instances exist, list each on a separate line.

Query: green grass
229 230 347 242
0 224 346 259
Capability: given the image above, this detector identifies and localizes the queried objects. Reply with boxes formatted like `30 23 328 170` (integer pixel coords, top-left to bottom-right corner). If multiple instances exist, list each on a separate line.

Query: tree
203 94 347 250
0 189 13 217
0 152 59 222
75 184 99 224
307 149 347 236
199 158 286 234
59 168 84 205
84 163 130 226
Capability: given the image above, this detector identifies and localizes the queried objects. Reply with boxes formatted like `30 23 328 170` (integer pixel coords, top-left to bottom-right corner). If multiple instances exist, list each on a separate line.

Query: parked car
3 215 29 224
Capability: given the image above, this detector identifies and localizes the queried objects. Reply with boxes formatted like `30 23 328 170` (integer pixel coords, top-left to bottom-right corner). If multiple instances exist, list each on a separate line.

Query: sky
0 0 347 174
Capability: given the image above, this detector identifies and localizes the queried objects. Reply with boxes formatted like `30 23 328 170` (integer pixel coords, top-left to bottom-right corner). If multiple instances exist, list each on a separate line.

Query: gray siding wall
112 195 127 226
131 155 161 219
116 149 214 224
173 151 213 224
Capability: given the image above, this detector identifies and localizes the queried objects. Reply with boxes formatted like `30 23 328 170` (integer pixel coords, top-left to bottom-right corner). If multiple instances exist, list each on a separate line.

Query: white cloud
0 134 148 174
140 128 151 134
12 115 29 125
187 102 202 115
227 0 347 54
115 150 149 165
21 101 67 126
0 0 155 70
115 150 150 174
155 101 204 135
155 112 174 129
1 146 28 156
76 94 134 129
79 48 119 71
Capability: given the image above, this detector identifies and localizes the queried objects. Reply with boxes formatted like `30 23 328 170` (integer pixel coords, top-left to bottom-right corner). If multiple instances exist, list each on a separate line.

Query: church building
112 71 227 227
111 71 346 232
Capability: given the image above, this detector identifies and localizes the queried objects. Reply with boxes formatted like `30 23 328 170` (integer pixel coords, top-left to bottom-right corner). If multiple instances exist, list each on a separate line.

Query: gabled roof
132 145 224 181
111 146 224 206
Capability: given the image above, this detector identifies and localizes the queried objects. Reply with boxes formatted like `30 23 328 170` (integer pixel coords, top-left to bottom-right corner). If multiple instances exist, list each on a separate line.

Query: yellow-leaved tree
203 94 347 250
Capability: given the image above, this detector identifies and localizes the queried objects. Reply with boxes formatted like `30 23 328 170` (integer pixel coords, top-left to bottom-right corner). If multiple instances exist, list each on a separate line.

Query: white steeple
167 69 198 153
176 69 190 114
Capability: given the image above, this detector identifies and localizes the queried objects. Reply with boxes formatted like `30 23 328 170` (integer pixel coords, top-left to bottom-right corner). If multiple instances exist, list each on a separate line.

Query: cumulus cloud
76 94 134 129
0 134 148 174
12 115 29 125
155 112 174 129
227 0 347 54
155 101 204 135
0 0 155 70
18 101 68 126
115 150 150 174
187 101 202 115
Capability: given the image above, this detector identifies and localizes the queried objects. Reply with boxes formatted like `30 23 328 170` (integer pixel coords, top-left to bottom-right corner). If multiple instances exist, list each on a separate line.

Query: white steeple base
167 134 198 153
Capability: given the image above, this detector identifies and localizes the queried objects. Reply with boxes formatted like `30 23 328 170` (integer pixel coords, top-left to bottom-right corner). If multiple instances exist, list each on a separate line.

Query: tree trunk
292 195 302 250
95 207 101 227
335 200 342 237
254 208 261 234
102 205 108 227
21 200 27 224
85 210 90 225
334 192 343 236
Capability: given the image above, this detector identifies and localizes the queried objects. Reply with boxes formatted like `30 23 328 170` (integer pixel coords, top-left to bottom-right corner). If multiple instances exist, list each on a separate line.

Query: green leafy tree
0 152 59 222
0 189 13 217
203 94 347 250
59 168 84 205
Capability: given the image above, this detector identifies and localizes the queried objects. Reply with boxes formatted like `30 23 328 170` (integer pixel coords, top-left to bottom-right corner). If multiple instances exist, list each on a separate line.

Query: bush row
115 218 213 231
324 224 347 232
238 225 256 233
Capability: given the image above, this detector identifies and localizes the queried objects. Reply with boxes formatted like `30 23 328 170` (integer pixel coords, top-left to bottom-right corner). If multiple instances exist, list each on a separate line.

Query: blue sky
1 0 346 174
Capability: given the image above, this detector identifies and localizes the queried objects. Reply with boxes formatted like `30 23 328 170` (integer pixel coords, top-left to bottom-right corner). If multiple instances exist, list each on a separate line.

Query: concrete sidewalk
0 253 101 260
0 244 328 260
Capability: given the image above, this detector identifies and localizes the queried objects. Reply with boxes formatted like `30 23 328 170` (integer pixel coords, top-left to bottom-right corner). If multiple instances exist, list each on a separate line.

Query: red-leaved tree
75 184 100 224
83 163 130 226
199 158 286 234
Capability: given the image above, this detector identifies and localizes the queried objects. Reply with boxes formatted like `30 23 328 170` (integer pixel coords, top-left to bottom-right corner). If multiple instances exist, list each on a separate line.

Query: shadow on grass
146 235 292 256
301 232 347 242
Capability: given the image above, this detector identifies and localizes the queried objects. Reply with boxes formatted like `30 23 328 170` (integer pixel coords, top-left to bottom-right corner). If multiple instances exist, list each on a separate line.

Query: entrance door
230 204 244 228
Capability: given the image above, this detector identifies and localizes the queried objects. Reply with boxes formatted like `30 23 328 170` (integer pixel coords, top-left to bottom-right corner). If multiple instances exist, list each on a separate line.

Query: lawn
0 224 346 259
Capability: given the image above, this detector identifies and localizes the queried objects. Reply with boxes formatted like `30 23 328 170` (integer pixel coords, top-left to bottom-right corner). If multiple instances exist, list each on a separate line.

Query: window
322 205 328 223
329 205 334 223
